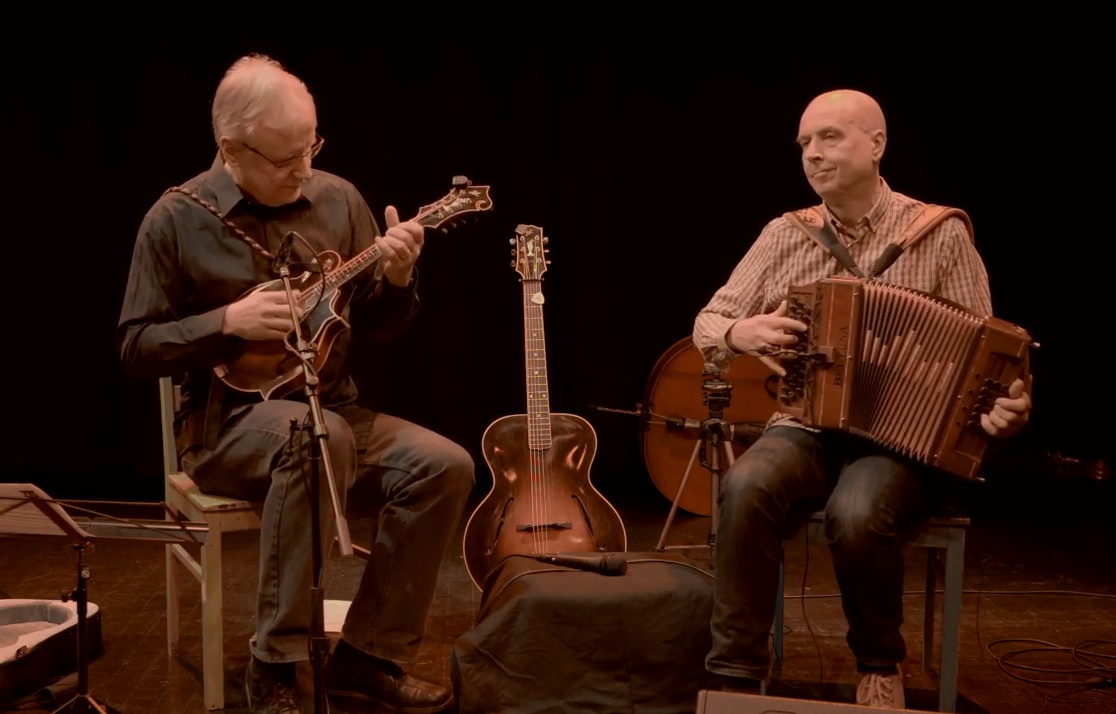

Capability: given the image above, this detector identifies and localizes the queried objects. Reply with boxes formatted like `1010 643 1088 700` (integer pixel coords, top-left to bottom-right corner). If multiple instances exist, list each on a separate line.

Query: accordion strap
868 204 974 278
782 207 867 278
784 204 975 279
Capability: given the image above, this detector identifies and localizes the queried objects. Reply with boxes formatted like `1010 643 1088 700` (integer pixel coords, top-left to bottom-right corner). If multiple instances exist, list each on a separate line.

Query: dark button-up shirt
117 156 418 452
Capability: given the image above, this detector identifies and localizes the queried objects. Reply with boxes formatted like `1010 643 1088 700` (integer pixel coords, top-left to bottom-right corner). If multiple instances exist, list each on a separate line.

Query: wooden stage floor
1 471 1114 714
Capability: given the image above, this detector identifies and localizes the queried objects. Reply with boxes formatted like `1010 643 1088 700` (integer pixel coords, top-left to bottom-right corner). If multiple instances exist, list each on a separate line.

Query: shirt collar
824 177 892 241
205 152 316 217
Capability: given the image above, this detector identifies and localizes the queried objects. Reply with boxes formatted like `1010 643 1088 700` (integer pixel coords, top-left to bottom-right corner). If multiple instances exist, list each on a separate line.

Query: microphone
272 231 298 274
531 552 628 576
665 415 703 434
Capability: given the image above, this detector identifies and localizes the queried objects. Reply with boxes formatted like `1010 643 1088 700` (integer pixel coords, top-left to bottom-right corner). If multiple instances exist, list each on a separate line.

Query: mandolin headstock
416 175 494 232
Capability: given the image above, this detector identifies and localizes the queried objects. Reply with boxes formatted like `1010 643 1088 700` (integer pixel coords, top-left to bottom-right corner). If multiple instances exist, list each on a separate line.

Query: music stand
0 484 123 714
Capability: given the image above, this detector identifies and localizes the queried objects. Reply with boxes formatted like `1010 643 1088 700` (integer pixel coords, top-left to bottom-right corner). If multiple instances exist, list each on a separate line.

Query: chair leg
773 561 785 661
938 530 965 713
923 549 937 673
201 527 226 711
166 542 180 656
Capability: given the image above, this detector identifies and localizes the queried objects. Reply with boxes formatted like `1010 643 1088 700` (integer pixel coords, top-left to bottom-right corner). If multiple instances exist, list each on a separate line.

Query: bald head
211 54 317 144
802 89 887 138
796 90 888 212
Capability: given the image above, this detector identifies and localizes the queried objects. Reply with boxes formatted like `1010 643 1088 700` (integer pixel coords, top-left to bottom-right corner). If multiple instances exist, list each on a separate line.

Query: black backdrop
2 15 1109 511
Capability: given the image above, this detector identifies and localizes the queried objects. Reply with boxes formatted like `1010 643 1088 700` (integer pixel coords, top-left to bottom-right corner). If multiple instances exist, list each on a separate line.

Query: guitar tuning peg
508 238 515 245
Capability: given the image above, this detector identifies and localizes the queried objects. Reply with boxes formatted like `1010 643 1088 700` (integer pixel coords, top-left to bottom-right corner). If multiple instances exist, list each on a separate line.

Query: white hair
210 54 315 144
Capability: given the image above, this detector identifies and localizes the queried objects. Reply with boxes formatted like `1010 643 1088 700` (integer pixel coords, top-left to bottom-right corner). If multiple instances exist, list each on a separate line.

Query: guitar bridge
515 522 573 532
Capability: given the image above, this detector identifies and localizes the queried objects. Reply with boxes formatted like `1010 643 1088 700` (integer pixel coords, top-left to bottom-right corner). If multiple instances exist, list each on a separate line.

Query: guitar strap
783 203 975 279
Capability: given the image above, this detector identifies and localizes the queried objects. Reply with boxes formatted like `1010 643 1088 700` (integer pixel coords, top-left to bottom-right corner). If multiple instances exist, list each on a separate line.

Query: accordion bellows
777 277 1034 480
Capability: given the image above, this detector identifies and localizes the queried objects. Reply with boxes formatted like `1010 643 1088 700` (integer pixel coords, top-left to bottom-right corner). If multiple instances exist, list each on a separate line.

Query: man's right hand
725 300 808 376
221 289 303 340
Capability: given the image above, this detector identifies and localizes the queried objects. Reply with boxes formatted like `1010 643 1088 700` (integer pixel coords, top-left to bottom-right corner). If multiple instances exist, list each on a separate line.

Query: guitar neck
522 278 552 450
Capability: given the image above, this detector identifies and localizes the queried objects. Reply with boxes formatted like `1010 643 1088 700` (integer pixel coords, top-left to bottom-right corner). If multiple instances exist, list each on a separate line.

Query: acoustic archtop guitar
461 223 627 589
213 175 493 401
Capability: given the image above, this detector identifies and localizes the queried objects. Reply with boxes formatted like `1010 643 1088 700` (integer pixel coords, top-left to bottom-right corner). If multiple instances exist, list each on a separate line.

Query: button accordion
776 277 1034 480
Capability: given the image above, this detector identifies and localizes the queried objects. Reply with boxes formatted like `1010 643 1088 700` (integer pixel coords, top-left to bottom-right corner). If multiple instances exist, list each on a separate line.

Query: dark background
2 15 1109 514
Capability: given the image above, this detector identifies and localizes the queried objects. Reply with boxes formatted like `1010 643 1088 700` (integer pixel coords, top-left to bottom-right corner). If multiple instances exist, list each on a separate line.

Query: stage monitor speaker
695 689 922 713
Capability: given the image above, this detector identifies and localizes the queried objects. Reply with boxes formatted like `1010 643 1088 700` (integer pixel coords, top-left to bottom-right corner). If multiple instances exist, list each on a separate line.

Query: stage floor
1 472 1113 713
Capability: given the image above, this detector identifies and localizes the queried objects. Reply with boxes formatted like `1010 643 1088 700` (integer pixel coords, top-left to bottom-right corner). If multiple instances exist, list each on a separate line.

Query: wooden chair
159 376 262 711
773 509 968 712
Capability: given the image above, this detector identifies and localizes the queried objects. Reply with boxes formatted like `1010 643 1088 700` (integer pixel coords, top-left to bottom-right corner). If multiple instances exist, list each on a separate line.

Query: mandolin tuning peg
508 238 515 245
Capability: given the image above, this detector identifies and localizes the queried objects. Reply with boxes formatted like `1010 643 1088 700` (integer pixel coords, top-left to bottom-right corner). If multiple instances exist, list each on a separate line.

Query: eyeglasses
237 134 324 170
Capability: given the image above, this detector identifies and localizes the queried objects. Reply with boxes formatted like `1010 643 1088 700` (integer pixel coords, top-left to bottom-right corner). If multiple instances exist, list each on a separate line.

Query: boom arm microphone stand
273 231 353 714
653 364 738 558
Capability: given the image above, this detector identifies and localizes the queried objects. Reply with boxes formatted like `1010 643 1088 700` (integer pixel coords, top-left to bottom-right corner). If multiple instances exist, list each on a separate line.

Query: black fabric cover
451 552 720 714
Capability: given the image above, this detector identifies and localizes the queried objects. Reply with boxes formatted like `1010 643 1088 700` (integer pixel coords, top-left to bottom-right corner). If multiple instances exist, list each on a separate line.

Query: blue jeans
706 425 941 680
182 399 475 666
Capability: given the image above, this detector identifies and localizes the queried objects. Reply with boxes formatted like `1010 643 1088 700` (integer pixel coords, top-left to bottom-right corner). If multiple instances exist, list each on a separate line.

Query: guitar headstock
415 175 493 232
511 223 549 281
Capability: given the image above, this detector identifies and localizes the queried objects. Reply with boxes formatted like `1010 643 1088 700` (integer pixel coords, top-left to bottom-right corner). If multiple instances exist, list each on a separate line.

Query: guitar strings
524 277 550 556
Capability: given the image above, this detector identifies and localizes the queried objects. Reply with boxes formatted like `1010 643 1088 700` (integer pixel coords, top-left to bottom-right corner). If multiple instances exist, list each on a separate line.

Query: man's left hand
380 205 424 287
981 377 1031 438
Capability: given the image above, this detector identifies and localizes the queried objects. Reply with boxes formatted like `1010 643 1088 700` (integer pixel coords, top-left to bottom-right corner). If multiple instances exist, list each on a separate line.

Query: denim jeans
706 425 941 680
183 399 475 666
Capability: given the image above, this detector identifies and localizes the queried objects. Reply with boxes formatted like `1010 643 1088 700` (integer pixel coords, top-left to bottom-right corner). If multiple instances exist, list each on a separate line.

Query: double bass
637 338 780 516
461 224 627 589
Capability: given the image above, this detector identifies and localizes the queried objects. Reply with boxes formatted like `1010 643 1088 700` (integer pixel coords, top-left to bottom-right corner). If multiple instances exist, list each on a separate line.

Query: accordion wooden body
777 277 1033 480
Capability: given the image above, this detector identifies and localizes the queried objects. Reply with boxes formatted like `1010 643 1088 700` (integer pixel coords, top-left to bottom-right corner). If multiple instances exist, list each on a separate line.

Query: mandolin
461 224 627 589
213 175 493 401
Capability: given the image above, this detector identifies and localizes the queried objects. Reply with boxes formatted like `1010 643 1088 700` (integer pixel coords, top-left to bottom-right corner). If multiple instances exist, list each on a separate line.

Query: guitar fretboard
522 279 552 450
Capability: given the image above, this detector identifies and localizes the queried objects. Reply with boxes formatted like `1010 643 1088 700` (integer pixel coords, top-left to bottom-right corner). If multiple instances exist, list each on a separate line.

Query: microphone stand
273 235 353 714
653 365 737 559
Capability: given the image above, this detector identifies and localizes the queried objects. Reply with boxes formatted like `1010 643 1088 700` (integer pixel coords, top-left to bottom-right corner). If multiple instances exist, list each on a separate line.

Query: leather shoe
326 642 452 713
245 656 302 714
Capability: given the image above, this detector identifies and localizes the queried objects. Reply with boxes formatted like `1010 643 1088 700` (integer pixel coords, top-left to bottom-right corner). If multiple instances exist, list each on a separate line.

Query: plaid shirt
693 178 993 429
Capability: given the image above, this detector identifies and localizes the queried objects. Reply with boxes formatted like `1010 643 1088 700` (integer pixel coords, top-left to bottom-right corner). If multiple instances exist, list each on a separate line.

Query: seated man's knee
720 432 808 508
439 440 476 497
824 456 908 547
319 411 357 484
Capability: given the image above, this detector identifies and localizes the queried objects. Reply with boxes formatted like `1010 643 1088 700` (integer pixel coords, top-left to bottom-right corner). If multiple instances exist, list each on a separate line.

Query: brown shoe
245 656 302 714
326 641 451 713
